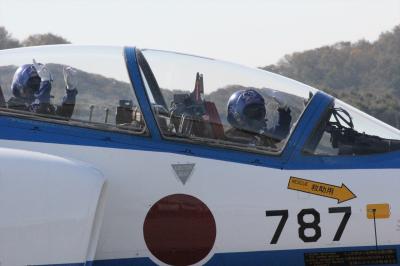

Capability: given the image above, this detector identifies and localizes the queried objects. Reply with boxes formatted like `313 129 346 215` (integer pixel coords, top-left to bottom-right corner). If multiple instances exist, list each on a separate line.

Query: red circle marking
143 194 216 266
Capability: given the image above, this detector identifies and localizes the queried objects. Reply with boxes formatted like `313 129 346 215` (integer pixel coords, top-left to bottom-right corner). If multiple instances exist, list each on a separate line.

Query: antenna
0 85 6 107
89 105 94 122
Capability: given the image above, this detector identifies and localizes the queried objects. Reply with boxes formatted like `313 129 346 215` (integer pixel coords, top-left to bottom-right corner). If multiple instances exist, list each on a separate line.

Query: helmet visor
22 76 41 98
243 103 266 121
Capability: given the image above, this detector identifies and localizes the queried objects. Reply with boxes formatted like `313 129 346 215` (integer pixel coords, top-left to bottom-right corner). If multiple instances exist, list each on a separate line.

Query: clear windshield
304 99 400 156
336 99 400 139
139 49 315 153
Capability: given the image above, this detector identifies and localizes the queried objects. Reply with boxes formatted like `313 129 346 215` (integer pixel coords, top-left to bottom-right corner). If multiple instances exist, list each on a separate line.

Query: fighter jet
0 45 399 266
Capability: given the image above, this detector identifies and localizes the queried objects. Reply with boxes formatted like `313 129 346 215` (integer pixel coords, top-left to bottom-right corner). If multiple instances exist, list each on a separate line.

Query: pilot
8 60 78 119
225 89 292 147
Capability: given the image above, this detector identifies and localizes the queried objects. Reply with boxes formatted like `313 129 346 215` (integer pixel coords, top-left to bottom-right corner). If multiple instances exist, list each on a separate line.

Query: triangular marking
172 163 195 185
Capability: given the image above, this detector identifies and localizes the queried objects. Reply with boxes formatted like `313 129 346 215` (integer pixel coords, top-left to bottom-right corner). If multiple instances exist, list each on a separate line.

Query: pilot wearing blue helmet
8 59 78 118
226 89 292 147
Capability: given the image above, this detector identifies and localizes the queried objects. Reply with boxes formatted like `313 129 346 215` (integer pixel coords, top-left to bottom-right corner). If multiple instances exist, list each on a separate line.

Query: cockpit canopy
0 45 146 133
0 45 399 156
138 49 400 155
138 49 315 153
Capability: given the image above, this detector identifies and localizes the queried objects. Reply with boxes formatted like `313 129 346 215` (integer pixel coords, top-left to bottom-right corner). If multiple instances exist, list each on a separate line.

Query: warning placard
304 249 397 266
287 176 356 203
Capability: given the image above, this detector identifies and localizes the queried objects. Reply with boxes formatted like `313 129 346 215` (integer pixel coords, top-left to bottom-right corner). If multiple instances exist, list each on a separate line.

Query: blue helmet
227 89 266 133
11 64 41 99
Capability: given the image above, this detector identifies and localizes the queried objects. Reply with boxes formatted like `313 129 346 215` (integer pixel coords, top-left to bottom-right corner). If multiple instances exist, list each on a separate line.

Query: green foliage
262 24 400 128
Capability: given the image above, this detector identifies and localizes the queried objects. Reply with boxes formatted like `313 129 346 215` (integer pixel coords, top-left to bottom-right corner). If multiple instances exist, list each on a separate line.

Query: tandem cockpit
0 46 146 133
0 45 399 157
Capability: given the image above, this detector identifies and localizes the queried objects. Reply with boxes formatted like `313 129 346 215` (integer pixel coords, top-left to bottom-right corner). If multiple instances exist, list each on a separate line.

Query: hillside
262 25 400 128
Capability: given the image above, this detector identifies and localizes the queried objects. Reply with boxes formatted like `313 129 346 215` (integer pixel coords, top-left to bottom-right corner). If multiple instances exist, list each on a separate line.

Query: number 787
265 207 351 244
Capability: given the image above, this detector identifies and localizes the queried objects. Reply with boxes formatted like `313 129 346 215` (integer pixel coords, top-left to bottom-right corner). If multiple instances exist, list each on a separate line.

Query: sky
0 0 399 67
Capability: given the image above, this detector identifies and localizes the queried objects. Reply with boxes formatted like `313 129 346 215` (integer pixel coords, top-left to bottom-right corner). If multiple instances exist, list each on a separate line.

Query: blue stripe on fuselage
35 244 400 266
1 96 400 170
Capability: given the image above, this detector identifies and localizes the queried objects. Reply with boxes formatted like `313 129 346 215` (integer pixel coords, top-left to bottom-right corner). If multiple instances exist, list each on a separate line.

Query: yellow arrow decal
288 176 356 203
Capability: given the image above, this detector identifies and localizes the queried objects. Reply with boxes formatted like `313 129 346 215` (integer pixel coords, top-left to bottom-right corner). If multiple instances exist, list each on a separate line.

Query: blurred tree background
1 25 399 128
0 26 70 49
263 24 400 128
21 33 70 47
